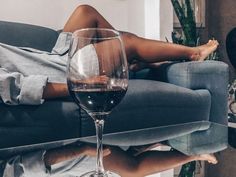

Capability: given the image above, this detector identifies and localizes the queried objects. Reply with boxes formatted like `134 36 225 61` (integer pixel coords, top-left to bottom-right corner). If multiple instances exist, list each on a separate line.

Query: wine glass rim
72 28 121 40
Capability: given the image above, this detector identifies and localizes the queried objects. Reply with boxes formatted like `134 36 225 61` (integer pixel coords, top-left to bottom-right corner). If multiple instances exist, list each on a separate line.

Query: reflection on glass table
0 121 228 177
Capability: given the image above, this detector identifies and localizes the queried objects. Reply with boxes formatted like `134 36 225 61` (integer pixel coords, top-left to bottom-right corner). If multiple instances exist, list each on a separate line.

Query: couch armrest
166 61 229 125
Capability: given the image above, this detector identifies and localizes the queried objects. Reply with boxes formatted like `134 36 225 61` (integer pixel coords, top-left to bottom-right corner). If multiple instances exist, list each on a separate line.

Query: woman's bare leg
63 5 115 32
122 33 218 63
63 5 218 64
134 150 217 177
43 143 217 177
103 146 217 177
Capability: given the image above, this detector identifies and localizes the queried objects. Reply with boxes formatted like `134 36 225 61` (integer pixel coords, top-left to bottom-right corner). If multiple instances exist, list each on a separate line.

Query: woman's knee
122 32 138 43
75 5 97 16
121 32 139 60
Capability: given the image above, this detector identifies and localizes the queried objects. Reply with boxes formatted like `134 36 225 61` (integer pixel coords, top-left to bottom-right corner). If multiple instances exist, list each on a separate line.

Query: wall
204 1 236 175
205 0 236 80
0 0 129 31
0 0 173 40
144 0 173 41
127 0 145 37
159 0 173 41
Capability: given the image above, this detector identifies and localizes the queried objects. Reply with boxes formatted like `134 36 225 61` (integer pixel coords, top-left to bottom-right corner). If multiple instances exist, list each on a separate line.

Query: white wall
160 0 173 41
127 0 145 37
0 0 129 31
0 0 173 40
145 0 160 39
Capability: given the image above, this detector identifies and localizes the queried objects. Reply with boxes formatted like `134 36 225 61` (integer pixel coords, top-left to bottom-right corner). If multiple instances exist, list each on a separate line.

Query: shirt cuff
17 75 48 105
22 150 49 177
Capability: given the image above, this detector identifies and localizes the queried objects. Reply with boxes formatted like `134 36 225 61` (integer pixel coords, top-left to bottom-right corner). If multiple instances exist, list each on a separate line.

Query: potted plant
171 0 197 47
171 0 219 60
171 0 202 176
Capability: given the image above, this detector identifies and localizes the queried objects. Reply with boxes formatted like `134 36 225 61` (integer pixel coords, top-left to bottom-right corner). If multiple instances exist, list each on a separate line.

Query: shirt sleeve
1 151 50 177
0 67 48 105
51 32 72 55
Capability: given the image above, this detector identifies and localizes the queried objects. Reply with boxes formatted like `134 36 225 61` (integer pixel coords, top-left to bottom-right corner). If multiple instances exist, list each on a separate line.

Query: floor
205 146 236 177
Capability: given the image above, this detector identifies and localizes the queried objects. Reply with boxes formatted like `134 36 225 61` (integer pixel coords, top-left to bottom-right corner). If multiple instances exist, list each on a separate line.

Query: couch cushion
81 80 211 136
0 21 59 52
0 79 211 148
0 98 80 148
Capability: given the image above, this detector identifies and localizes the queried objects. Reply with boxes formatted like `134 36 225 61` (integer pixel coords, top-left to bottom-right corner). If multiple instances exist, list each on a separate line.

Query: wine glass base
80 170 120 177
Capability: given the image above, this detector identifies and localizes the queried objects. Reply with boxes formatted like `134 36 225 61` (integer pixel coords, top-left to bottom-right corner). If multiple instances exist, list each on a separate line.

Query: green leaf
171 0 197 46
178 161 196 177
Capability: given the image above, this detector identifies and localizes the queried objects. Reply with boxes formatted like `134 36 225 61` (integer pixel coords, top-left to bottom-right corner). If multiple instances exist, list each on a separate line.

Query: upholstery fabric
0 21 59 52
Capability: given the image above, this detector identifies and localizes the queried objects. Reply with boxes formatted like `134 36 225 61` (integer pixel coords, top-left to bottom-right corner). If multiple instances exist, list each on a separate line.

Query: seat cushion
0 98 80 148
81 80 211 136
0 80 211 148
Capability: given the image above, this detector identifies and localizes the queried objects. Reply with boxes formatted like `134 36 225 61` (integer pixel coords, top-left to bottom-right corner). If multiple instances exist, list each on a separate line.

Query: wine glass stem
94 118 105 175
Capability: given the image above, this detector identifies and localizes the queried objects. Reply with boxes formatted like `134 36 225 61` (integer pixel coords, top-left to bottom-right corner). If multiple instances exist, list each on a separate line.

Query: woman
0 5 218 105
43 5 219 100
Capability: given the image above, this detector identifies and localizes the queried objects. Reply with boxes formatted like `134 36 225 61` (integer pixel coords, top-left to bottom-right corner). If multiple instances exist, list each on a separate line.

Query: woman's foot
196 154 218 164
191 40 219 61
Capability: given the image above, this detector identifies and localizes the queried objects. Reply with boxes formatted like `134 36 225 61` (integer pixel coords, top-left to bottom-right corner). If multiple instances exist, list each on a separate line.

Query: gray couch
0 21 229 157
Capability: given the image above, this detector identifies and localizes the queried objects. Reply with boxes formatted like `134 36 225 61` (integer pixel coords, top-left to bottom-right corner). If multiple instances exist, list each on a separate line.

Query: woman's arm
42 83 69 99
0 68 48 105
42 75 110 99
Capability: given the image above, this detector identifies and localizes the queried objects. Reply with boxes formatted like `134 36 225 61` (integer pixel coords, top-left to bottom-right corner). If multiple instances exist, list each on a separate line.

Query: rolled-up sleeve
2 151 49 177
0 68 48 105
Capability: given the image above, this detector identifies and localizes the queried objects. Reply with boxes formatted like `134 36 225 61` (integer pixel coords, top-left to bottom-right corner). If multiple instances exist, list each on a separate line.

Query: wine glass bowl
67 28 128 177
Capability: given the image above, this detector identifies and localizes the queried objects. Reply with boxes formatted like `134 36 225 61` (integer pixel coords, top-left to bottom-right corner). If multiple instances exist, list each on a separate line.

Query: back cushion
0 21 59 52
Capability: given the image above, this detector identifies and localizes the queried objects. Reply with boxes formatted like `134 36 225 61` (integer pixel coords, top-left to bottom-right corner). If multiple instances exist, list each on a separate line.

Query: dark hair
226 28 236 69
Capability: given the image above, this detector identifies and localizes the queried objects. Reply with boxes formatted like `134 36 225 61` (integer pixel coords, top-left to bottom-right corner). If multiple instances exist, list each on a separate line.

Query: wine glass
67 28 128 177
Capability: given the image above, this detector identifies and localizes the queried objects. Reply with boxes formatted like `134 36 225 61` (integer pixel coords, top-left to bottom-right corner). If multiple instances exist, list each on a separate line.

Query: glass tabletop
0 121 228 157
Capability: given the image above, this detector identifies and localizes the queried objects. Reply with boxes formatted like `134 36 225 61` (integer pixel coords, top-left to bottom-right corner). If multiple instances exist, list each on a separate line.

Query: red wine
70 87 127 114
